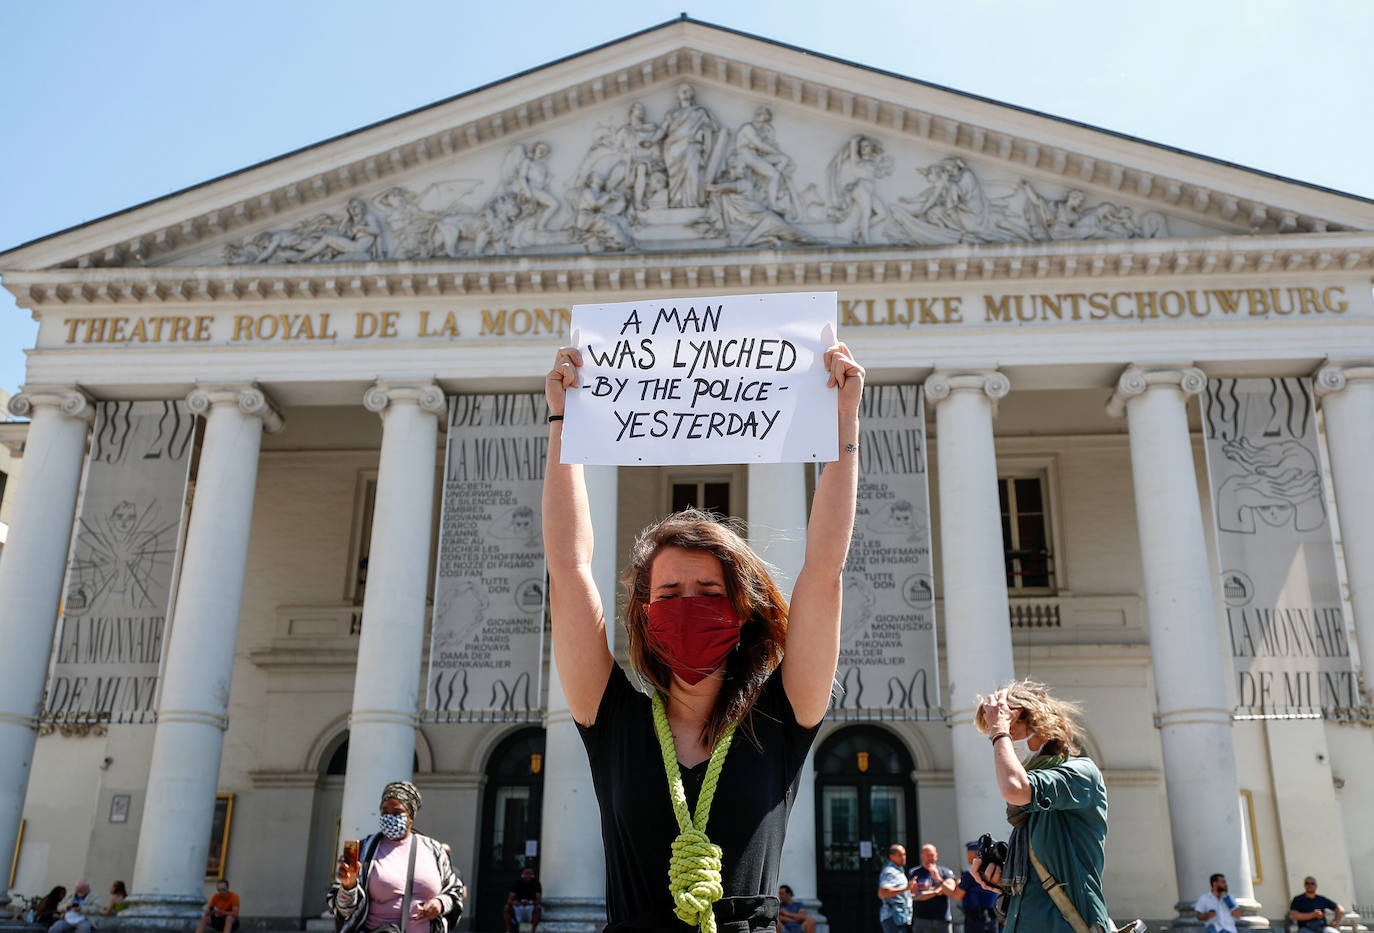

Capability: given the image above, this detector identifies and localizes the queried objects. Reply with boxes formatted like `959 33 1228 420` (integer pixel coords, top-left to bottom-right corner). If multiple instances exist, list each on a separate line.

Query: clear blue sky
2 0 1371 396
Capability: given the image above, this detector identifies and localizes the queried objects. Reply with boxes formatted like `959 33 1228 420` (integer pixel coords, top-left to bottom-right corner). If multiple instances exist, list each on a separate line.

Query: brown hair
621 508 788 748
974 678 1085 757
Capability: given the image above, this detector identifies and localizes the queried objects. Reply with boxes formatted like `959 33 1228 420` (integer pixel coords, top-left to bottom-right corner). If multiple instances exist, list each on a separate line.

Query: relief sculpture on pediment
222 84 1177 265
825 134 895 244
226 196 386 263
1020 182 1165 241
655 83 725 209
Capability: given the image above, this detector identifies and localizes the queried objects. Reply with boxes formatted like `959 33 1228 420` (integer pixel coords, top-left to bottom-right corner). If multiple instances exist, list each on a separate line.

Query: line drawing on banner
46 400 195 724
1202 377 1365 718
426 393 549 722
827 384 942 721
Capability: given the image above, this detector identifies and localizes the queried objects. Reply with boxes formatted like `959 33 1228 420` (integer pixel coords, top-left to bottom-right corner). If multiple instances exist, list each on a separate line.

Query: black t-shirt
909 865 956 920
1290 893 1337 925
512 878 541 902
578 664 819 933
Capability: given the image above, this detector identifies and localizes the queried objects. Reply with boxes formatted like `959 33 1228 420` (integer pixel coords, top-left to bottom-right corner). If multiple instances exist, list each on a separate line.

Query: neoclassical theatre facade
2 18 1373 933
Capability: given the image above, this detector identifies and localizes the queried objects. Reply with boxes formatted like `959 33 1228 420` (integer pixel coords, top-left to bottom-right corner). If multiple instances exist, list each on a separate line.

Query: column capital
186 383 284 433
362 381 446 416
1106 364 1206 418
8 385 95 423
924 369 1010 406
1314 360 1374 398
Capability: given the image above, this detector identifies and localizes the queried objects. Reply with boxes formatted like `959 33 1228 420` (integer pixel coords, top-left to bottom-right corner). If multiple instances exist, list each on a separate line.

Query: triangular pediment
5 18 1373 274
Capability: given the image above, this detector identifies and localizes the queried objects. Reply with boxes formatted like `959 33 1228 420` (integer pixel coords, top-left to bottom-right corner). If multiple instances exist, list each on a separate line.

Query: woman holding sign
543 340 863 933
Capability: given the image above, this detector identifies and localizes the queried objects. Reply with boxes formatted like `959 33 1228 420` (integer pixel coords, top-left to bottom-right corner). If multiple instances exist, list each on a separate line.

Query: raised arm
782 342 864 727
982 689 1034 805
543 346 615 725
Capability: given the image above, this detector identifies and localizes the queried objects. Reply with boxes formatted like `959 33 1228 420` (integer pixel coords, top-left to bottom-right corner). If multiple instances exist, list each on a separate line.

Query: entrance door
475 728 546 932
814 726 917 933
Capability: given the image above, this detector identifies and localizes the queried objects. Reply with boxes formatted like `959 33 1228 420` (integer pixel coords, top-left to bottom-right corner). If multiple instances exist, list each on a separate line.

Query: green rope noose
651 693 737 933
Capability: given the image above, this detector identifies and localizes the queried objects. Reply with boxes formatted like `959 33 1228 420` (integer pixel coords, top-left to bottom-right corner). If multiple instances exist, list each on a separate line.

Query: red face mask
645 595 741 685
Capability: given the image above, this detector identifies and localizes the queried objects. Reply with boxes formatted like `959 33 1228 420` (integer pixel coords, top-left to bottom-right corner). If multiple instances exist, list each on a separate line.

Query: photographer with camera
970 681 1109 933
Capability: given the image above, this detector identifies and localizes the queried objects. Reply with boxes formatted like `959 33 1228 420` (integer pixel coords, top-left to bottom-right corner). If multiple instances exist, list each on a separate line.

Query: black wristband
990 732 1011 745
547 414 564 423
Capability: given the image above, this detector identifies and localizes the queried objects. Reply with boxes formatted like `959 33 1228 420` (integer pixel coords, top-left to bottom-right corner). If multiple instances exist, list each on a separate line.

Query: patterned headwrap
380 781 422 816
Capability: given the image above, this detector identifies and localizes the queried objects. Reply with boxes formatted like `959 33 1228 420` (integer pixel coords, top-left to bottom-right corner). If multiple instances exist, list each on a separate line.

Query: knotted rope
651 693 737 933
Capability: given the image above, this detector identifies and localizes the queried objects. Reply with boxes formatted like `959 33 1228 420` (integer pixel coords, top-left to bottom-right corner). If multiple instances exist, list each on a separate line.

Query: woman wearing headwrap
329 782 465 933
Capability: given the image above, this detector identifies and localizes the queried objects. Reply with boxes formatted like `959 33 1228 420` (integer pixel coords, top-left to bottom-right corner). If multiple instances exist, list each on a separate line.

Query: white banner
45 401 195 722
829 386 941 718
562 291 838 465
427 394 548 720
1202 378 1362 717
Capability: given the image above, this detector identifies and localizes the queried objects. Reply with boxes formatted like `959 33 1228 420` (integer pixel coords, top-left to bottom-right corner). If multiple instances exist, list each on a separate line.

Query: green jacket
1005 756 1110 933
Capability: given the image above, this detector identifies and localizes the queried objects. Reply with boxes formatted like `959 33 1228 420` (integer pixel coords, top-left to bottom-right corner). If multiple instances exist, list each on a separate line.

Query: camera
975 834 1008 872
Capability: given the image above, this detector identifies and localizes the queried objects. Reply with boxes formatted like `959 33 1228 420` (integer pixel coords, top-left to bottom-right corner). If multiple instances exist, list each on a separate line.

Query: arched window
815 726 917 933
323 733 419 775
474 727 546 932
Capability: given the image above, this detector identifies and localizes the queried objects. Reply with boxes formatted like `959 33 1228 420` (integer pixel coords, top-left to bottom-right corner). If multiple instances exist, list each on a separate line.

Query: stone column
539 465 617 932
747 463 817 907
747 463 808 597
924 371 1017 848
0 387 93 904
126 385 282 919
1315 362 1374 693
338 383 445 841
1107 366 1259 927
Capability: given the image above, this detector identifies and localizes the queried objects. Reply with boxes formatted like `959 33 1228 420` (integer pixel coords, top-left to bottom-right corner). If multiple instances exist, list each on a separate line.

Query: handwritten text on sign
562 292 838 465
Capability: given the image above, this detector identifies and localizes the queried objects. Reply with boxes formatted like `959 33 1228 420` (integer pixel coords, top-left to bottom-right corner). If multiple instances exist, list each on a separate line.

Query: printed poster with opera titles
45 401 195 722
830 385 941 718
428 393 549 720
1202 377 1363 717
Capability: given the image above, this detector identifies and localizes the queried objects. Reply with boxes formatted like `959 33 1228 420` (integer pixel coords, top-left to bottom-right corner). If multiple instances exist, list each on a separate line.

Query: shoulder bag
1028 844 1145 933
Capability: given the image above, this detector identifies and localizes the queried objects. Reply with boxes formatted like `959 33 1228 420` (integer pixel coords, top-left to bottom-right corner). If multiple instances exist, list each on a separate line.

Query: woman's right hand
546 346 582 416
336 855 358 889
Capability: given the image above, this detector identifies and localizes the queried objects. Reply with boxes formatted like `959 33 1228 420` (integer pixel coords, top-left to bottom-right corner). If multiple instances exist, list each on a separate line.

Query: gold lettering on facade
479 307 570 336
54 285 1354 348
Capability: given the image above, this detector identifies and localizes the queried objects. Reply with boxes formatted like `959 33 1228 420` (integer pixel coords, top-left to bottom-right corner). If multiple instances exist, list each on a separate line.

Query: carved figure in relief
730 106 800 219
571 171 636 252
290 197 386 262
826 135 893 243
498 141 563 240
1020 182 1166 240
694 154 820 248
652 83 723 208
608 101 668 214
889 156 1024 244
373 181 490 258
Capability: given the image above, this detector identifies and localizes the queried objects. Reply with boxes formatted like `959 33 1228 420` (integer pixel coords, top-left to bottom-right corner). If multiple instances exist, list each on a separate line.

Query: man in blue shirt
878 844 913 933
908 844 957 933
777 885 815 933
953 842 1001 933
1289 877 1344 933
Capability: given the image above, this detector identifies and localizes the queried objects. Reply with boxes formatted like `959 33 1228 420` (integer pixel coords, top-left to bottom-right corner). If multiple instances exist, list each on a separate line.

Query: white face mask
1012 735 1037 764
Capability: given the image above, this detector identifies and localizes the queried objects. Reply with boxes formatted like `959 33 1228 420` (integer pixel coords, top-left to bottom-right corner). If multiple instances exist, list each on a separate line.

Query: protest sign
561 291 837 465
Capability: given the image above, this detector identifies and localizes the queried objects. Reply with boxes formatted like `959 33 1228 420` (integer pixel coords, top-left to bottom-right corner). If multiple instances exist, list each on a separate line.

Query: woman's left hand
413 899 444 921
824 342 865 415
982 688 1019 734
